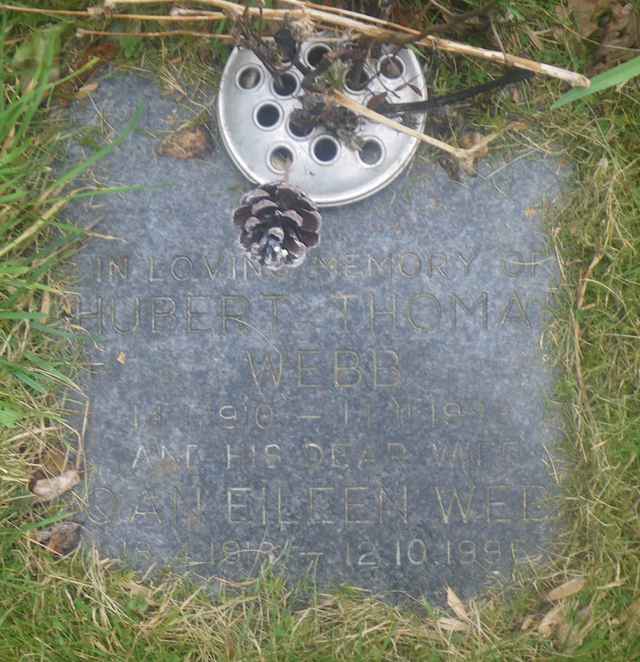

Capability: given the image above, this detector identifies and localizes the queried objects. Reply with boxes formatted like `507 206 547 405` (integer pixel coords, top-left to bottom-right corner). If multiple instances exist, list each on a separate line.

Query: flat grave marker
68 72 565 602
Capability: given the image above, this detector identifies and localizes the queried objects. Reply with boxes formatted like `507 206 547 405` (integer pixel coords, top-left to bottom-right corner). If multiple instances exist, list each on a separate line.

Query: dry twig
331 90 511 173
573 249 605 427
76 28 232 40
0 3 226 21
100 0 588 86
2 0 589 87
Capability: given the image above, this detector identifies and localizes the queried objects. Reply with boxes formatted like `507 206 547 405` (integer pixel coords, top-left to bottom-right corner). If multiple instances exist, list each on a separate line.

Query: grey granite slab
66 70 566 603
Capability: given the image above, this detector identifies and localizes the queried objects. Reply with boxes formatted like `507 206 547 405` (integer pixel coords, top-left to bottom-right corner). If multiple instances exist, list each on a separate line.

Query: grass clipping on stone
1 4 640 661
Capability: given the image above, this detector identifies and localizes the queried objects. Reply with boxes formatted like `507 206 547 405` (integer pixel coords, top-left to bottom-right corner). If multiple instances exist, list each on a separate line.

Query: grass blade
45 102 144 197
552 56 640 109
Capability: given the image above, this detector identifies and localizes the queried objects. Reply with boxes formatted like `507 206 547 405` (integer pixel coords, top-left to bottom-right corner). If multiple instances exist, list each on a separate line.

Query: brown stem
206 0 592 87
0 3 87 16
331 90 501 169
88 0 591 87
76 28 232 39
0 3 226 22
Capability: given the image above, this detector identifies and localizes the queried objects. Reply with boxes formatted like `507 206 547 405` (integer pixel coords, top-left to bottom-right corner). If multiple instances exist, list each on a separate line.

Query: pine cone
233 182 321 270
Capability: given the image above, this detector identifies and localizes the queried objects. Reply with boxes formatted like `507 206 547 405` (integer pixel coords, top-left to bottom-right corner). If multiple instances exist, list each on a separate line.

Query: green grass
1 2 640 660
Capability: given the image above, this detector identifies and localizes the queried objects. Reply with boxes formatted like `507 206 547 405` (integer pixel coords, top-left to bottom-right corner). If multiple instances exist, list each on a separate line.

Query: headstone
67 72 564 602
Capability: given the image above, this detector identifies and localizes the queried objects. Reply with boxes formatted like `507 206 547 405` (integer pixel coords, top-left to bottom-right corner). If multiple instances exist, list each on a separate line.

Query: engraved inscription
74 289 539 336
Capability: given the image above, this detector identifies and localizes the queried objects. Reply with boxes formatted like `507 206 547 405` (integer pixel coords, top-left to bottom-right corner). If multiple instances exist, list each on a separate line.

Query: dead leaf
525 207 538 218
126 580 156 602
521 614 536 631
157 125 212 160
559 0 640 74
554 4 573 40
436 617 472 632
39 446 68 475
625 598 640 626
446 586 470 622
591 2 640 74
56 41 119 107
460 131 489 158
567 0 613 38
556 606 593 652
437 154 462 182
525 26 545 51
116 351 126 365
459 131 490 176
83 41 120 62
538 603 567 637
33 522 81 556
40 291 50 321
547 577 587 602
31 469 80 501
76 82 99 99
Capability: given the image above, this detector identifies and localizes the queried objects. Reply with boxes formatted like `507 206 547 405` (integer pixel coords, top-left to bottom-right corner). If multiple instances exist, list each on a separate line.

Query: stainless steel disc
217 40 427 207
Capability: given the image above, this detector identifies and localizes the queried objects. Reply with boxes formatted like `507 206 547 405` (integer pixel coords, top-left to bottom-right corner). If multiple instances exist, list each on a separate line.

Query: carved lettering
226 444 256 469
435 486 476 524
334 350 362 387
132 445 151 469
334 293 358 332
108 255 129 280
457 251 477 275
148 257 164 282
368 292 397 332
151 296 176 334
170 256 193 281
75 295 104 333
343 254 362 279
113 297 141 334
523 485 550 521
406 293 441 332
429 253 449 279
368 254 392 277
186 295 212 332
399 252 422 278
344 487 374 524
500 291 532 327
297 350 321 388
129 491 163 524
451 292 488 330
247 352 283 386
203 255 224 279
264 444 281 468
372 349 401 388
309 487 335 524
227 488 250 523
264 294 287 332
487 485 514 523
221 295 249 333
